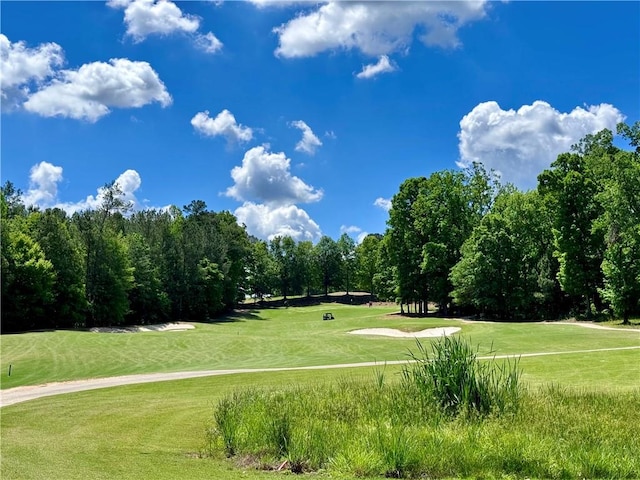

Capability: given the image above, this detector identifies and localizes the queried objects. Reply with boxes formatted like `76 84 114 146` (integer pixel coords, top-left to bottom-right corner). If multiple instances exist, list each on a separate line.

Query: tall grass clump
402 336 521 417
207 338 639 478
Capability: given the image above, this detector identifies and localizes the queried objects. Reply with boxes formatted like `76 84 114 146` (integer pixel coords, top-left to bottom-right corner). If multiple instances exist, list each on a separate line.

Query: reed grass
209 337 639 478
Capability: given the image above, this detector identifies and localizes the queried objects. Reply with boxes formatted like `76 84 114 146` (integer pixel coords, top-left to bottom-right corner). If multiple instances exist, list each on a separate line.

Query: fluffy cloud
108 0 223 53
227 144 325 241
274 1 488 58
374 197 391 211
226 145 323 205
457 101 625 189
21 162 64 208
0 34 64 109
194 32 223 54
55 169 143 214
108 0 199 40
235 202 321 242
20 163 143 215
23 58 171 122
340 225 361 235
291 120 322 155
191 109 254 144
0 35 170 120
356 55 397 79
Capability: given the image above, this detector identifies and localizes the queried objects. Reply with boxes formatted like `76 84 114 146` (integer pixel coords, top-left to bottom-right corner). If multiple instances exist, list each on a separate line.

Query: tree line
2 123 638 332
1 182 376 332
388 122 639 323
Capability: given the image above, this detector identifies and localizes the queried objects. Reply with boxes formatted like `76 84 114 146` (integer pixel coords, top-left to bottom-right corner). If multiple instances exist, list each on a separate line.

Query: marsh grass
402 336 521 417
210 338 639 478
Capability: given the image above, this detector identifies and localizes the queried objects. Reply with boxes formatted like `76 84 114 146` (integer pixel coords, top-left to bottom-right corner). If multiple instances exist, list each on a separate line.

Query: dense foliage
390 122 639 321
2 123 638 331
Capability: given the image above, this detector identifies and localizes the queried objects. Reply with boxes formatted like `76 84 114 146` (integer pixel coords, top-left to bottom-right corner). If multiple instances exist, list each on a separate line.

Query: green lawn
2 304 639 389
1 305 639 479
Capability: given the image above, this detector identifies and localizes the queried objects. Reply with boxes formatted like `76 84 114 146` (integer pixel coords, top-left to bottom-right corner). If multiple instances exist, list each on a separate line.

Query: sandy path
3 345 639 408
543 321 640 332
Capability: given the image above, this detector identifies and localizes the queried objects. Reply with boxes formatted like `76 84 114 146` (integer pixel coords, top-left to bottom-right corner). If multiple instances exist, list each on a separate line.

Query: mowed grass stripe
2 304 639 389
3 345 640 407
1 305 638 480
2 353 639 480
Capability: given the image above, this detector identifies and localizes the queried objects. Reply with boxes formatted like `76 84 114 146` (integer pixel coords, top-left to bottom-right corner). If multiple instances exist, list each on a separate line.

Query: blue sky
2 1 638 243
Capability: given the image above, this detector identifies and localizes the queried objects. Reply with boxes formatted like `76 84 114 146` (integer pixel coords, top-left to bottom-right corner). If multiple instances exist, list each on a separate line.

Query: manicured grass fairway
1 304 639 479
2 305 639 389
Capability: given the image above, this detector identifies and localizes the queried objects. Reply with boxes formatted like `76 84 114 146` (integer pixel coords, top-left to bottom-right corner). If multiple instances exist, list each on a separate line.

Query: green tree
337 233 356 294
212 210 251 308
355 233 382 295
296 240 317 297
373 234 397 302
1 181 27 218
75 181 135 326
246 239 276 301
269 236 297 299
179 203 250 317
194 258 225 319
414 171 468 313
387 177 429 313
538 148 606 316
450 190 557 319
387 167 496 314
31 208 87 328
596 123 640 323
125 232 170 324
314 236 341 296
1 214 55 331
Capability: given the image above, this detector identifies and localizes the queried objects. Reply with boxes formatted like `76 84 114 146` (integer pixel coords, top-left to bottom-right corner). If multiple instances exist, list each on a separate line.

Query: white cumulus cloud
20 163 143 215
457 101 625 189
356 55 397 79
194 32 223 54
108 0 199 40
23 58 171 122
108 0 223 53
374 197 392 211
274 1 488 58
291 120 322 155
191 109 254 144
235 202 321 242
0 34 64 109
21 161 64 208
340 225 362 235
55 169 143 215
226 145 323 206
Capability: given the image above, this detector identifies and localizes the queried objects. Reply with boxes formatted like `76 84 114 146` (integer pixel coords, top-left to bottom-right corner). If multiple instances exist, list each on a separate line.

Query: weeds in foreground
402 336 521 417
207 337 639 478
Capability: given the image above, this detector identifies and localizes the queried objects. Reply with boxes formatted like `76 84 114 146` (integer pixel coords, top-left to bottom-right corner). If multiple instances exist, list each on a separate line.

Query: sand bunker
349 327 461 338
90 323 195 333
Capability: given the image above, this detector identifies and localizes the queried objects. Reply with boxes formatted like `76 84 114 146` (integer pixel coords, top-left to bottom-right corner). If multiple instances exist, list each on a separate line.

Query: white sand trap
349 326 461 338
90 323 195 333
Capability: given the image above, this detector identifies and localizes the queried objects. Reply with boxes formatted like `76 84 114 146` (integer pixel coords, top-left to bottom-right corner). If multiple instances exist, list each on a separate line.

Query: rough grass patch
402 336 521 417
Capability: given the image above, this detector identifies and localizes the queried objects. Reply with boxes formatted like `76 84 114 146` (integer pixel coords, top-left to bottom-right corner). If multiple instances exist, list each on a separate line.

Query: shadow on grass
239 292 376 310
207 309 267 323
